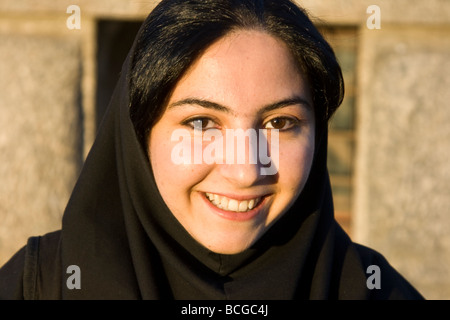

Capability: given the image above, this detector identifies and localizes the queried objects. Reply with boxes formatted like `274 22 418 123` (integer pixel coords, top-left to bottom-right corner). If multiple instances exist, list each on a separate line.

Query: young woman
0 0 423 299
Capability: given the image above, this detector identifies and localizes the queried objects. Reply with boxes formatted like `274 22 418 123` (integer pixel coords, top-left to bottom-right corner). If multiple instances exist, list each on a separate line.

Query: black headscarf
0 0 423 300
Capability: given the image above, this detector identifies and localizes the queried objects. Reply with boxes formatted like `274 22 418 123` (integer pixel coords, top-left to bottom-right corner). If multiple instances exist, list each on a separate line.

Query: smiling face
148 30 315 254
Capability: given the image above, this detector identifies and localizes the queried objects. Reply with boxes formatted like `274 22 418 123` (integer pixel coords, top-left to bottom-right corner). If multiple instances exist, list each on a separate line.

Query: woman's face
148 30 315 254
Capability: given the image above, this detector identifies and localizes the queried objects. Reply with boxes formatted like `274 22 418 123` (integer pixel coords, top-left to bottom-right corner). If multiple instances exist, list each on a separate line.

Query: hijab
46 2 422 300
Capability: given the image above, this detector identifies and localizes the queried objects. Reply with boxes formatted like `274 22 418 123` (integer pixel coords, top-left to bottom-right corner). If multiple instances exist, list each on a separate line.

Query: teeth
228 199 238 211
205 193 261 212
220 197 229 209
238 201 248 212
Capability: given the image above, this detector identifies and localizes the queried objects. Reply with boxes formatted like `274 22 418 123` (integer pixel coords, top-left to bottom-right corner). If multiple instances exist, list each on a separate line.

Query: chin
197 228 263 254
205 242 253 255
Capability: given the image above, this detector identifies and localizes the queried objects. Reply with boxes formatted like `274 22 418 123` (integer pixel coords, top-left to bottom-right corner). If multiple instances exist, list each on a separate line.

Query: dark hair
129 0 344 147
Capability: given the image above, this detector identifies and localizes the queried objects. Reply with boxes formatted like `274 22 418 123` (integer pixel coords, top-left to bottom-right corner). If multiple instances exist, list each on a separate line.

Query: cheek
149 132 212 193
278 140 315 193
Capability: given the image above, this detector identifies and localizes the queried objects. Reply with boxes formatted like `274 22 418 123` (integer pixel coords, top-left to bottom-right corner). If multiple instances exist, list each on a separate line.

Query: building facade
1 0 449 299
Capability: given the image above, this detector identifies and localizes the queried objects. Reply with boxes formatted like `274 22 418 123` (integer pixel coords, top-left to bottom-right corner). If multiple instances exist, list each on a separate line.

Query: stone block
0 31 83 266
354 26 450 299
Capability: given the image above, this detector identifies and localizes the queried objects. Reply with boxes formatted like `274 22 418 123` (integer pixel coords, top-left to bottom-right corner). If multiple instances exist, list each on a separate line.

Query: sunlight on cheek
278 141 314 188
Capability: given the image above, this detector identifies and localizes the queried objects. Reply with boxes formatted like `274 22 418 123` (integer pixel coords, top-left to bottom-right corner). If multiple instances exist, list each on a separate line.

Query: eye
264 117 299 130
182 117 218 130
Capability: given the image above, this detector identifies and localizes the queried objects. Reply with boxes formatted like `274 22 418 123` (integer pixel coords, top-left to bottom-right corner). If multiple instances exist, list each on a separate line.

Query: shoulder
0 230 62 300
332 225 424 299
0 243 26 299
352 242 425 300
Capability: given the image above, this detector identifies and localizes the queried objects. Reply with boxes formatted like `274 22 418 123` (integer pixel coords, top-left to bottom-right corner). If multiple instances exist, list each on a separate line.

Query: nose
219 162 265 188
217 130 268 187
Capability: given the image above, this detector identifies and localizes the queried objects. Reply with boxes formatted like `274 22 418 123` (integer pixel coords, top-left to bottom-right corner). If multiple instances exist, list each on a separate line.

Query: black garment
0 16 423 301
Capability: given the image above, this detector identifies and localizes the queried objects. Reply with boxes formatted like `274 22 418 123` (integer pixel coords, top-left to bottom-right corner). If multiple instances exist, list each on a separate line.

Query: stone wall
0 16 85 268
354 25 450 299
0 0 449 299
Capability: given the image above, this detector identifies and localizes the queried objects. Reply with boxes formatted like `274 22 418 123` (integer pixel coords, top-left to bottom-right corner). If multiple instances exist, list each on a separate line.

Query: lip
201 192 269 221
207 192 265 201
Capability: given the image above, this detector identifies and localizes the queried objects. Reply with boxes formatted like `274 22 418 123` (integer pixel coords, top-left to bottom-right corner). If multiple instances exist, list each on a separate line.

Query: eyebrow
168 96 312 115
169 98 230 113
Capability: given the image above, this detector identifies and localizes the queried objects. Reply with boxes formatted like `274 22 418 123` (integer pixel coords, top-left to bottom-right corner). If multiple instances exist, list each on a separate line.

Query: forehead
167 30 312 115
